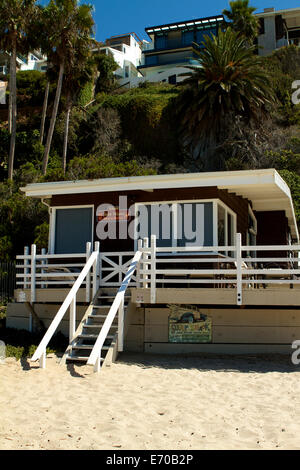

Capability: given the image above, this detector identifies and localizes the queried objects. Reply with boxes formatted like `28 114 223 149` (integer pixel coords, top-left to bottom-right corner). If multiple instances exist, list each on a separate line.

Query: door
53 206 93 254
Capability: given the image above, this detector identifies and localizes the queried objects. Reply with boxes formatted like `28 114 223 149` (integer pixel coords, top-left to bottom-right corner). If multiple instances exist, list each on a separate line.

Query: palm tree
177 28 274 169
0 0 37 180
223 0 259 44
41 0 94 176
28 3 50 145
61 53 96 174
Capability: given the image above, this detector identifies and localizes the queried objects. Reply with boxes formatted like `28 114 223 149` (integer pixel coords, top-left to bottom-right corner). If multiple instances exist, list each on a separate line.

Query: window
145 55 158 66
155 34 167 49
134 199 236 251
182 30 194 46
196 27 217 46
168 74 177 84
51 206 94 254
259 18 265 35
247 206 257 256
125 66 130 78
217 201 236 255
218 205 226 246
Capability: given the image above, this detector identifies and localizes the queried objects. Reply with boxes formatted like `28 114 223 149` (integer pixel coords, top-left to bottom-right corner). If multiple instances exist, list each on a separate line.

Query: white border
133 198 237 251
50 205 94 254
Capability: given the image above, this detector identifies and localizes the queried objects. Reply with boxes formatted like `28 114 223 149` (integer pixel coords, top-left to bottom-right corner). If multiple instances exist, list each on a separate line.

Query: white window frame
49 205 94 254
134 199 237 251
247 205 257 245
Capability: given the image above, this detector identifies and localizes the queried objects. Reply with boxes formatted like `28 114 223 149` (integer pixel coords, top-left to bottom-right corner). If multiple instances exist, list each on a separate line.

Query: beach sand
0 353 300 450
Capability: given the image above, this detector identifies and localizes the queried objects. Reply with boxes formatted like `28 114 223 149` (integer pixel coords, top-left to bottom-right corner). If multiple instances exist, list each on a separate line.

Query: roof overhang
256 7 300 29
145 15 224 38
256 7 300 18
20 169 299 241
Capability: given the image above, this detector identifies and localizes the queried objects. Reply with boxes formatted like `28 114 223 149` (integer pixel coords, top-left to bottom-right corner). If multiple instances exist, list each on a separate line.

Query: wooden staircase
61 289 131 367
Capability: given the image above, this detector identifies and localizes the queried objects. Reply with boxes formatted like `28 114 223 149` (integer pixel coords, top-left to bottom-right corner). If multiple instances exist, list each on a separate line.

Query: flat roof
145 15 224 35
21 169 299 240
256 7 300 17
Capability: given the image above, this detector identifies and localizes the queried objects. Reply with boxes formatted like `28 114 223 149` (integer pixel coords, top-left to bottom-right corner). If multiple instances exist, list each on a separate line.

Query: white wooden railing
16 234 300 310
30 245 100 368
16 245 136 297
99 252 136 286
138 234 300 306
87 246 143 372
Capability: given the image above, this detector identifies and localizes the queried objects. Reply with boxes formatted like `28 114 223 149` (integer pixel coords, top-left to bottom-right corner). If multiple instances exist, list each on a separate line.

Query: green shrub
0 327 68 360
77 80 94 107
16 70 49 107
92 84 181 162
280 169 300 228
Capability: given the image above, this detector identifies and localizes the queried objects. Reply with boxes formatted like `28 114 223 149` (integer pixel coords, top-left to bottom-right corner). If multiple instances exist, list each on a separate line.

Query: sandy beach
0 353 300 450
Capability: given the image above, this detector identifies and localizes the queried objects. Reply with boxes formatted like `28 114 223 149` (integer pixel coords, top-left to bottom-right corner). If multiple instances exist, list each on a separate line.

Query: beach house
7 169 300 371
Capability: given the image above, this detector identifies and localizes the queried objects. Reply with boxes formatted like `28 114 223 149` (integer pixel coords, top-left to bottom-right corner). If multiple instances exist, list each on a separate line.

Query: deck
14 234 300 308
7 235 300 362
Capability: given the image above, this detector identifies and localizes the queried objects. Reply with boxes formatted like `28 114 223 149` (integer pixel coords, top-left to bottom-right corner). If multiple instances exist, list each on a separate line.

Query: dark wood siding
256 211 289 246
51 187 250 251
255 211 290 261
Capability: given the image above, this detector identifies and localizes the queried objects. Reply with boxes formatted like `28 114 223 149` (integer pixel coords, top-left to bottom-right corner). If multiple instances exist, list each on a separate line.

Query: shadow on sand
66 363 87 378
116 352 300 374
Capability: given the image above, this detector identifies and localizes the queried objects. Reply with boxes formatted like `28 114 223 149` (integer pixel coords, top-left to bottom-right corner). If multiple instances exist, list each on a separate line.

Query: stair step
98 295 130 299
87 319 118 327
89 313 118 319
66 355 105 363
73 343 112 350
93 304 128 309
78 334 98 339
83 324 102 328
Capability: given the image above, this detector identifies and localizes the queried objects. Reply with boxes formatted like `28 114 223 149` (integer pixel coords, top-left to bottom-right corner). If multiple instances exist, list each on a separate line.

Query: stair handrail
87 249 142 372
31 250 99 367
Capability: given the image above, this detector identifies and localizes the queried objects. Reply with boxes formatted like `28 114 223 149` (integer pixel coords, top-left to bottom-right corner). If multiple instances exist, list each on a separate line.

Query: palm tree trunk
8 42 17 181
40 80 50 144
42 61 65 175
62 93 72 175
8 77 12 134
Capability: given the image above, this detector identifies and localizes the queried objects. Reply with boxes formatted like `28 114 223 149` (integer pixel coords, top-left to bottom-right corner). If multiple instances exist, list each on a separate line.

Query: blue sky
90 0 300 42
37 1 300 42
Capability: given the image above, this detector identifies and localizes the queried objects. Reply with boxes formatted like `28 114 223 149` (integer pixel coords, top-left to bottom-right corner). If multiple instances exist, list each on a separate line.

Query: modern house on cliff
137 15 224 85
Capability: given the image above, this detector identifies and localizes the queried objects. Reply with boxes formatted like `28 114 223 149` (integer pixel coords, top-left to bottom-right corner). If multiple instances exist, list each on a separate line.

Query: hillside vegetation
0 44 300 258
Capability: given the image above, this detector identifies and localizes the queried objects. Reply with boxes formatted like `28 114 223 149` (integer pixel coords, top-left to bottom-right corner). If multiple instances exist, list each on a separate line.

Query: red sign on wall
97 208 129 222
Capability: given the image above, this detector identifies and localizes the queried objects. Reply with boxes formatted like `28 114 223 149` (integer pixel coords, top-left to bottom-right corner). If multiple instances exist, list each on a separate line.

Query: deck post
69 296 76 342
94 354 101 373
24 246 32 330
118 296 124 352
30 244 36 304
236 233 242 306
93 241 100 297
143 237 149 289
150 235 156 304
85 242 92 302
41 248 46 289
39 349 46 369
137 239 143 287
24 246 29 289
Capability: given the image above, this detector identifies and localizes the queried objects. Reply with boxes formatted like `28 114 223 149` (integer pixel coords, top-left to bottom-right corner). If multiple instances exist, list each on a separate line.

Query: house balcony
14 235 300 307
138 55 199 70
